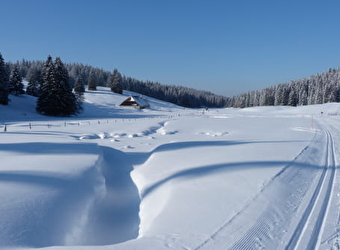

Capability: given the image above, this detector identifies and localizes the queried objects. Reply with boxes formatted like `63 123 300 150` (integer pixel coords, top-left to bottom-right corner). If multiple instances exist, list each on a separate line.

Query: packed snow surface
2 87 340 249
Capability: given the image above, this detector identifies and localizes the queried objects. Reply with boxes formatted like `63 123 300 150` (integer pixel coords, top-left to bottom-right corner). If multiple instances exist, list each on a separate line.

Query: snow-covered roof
120 96 150 108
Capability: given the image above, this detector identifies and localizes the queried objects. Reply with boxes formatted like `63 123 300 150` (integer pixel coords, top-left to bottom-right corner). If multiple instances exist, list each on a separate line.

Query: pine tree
36 55 54 114
53 57 77 115
74 76 85 93
9 65 24 95
298 88 308 106
288 89 298 106
26 62 42 97
87 70 97 90
0 53 9 105
109 68 123 94
74 76 85 113
36 56 77 116
26 79 40 97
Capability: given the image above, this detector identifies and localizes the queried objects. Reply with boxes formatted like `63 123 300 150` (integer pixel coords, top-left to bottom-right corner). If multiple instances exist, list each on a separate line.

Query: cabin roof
119 96 150 108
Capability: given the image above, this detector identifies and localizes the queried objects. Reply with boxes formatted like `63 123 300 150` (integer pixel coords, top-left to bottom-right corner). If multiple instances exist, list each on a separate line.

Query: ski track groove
194 119 339 250
193 128 318 250
286 125 336 250
310 127 336 249
319 120 340 250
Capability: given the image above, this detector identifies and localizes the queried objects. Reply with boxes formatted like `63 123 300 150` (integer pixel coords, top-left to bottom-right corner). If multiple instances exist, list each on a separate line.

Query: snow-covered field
2 87 340 250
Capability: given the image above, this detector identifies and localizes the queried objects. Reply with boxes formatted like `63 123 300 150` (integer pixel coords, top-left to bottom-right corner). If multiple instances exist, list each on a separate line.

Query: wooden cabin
119 96 150 109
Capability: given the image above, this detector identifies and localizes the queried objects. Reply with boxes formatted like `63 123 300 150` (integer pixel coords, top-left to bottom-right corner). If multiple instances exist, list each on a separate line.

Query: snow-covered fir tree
109 68 123 94
36 56 77 116
74 76 85 113
0 53 9 105
9 65 24 95
26 61 43 97
36 55 54 114
87 70 97 90
54 57 77 115
288 88 298 106
26 79 40 97
74 76 85 93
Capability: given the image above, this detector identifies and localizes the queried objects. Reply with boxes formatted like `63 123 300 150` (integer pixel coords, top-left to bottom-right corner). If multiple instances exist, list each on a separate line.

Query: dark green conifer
9 65 24 95
109 68 123 94
36 56 77 116
0 53 9 105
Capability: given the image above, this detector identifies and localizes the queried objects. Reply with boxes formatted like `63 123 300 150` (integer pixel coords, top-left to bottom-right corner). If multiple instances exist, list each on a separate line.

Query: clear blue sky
1 0 340 96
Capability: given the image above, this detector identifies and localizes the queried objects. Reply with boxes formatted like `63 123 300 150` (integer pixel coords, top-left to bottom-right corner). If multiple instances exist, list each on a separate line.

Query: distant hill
6 58 340 110
7 59 228 108
228 67 340 108
0 86 184 123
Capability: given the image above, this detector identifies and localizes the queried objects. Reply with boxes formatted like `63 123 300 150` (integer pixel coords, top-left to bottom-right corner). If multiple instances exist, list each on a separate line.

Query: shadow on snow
81 146 141 245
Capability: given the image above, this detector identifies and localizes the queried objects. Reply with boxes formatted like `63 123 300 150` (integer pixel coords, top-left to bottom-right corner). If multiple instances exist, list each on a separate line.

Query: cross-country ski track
195 117 340 250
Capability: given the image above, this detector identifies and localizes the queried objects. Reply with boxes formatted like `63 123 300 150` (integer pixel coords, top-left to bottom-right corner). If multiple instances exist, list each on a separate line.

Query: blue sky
1 0 340 96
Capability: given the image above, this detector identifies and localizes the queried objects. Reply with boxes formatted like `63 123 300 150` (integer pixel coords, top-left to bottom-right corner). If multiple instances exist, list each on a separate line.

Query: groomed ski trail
285 124 336 250
319 119 340 250
194 117 339 250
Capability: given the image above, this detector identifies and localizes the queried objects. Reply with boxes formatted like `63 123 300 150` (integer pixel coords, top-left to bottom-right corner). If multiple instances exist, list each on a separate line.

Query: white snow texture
1 87 340 250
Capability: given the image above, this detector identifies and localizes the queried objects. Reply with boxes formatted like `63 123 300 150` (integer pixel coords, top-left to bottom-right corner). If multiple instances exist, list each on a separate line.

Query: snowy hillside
1 87 340 250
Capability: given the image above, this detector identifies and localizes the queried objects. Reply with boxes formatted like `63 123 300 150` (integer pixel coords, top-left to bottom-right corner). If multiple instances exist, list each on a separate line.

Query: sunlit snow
1 87 340 250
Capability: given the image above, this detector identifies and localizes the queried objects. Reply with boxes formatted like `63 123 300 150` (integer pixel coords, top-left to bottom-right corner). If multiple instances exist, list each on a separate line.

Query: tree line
228 68 340 108
0 53 84 116
2 52 340 113
4 58 229 109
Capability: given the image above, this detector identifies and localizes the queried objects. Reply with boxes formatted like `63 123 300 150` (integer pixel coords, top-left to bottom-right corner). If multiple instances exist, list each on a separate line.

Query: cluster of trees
3 53 340 113
121 77 228 108
228 68 340 108
0 53 84 116
36 56 82 116
0 53 9 104
0 53 26 105
9 59 229 108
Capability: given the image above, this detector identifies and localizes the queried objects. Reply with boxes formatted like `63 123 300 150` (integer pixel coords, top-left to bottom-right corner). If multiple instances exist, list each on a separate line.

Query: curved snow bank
128 115 315 249
0 142 104 248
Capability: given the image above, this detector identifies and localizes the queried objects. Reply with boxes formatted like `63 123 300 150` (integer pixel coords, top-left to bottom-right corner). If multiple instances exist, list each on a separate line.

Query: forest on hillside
5 59 229 108
2 55 340 110
228 68 340 108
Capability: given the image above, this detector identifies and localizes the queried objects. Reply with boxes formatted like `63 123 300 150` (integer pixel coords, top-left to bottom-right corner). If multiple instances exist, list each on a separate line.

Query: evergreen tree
288 89 298 106
9 65 24 95
26 62 43 97
74 76 85 93
53 57 77 115
36 55 54 114
26 79 40 97
74 76 85 113
0 53 9 105
109 68 123 94
87 70 97 90
298 88 308 106
36 56 77 116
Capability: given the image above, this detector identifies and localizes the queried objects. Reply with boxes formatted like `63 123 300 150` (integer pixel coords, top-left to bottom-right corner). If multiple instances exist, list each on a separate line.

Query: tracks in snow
194 120 339 250
286 126 336 250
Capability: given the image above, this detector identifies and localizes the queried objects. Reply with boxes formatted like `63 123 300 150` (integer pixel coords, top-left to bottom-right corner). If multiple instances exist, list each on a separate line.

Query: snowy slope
1 87 340 250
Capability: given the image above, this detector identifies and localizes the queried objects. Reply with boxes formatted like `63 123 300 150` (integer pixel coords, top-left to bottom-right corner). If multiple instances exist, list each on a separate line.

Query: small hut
119 96 150 109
